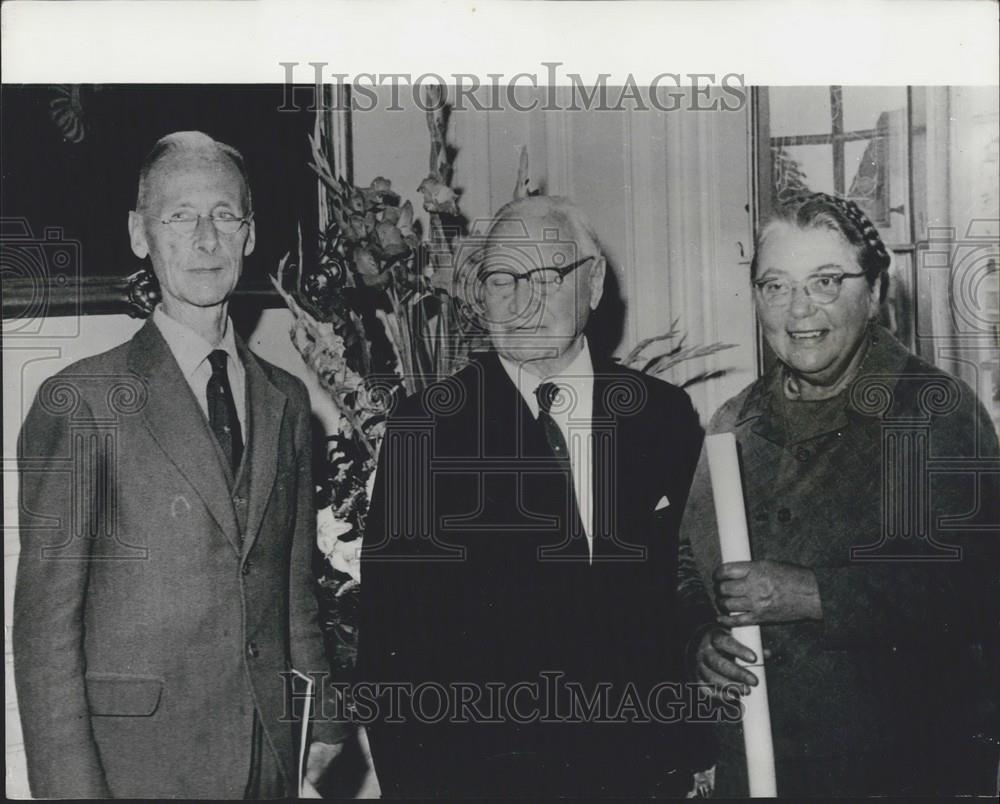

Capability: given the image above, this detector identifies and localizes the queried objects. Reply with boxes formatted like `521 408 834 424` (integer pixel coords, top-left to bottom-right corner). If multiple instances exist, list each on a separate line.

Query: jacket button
795 447 810 462
777 507 792 523
242 561 252 576
247 641 260 658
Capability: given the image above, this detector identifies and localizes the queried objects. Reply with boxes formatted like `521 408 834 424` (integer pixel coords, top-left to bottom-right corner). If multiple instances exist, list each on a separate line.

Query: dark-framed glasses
753 271 867 306
478 254 595 298
138 211 254 236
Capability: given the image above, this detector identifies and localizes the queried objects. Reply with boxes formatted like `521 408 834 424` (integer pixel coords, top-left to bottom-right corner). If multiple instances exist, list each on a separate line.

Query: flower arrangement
270 87 481 672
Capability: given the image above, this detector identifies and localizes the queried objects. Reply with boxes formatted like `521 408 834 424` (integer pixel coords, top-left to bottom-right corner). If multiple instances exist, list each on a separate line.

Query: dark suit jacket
13 319 344 799
359 351 706 797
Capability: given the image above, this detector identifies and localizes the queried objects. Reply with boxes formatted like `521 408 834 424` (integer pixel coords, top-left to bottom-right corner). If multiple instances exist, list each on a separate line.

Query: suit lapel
239 338 287 557
591 360 646 561
591 361 618 560
478 351 533 459
127 320 241 554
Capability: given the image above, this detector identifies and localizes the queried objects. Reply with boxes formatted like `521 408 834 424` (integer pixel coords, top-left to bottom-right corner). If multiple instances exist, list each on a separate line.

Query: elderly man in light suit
14 131 345 798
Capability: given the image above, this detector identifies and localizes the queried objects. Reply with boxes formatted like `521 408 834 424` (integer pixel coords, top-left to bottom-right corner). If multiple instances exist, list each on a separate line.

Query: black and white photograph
3 1 998 799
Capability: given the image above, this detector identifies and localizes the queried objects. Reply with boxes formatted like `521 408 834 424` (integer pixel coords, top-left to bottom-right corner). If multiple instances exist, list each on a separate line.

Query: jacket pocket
85 672 164 717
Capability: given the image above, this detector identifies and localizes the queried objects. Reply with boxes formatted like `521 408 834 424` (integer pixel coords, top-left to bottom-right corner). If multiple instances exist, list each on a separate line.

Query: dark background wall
1 84 317 286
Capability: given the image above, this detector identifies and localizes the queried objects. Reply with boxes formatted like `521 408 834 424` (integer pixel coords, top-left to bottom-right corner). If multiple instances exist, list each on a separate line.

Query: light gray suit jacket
14 319 345 798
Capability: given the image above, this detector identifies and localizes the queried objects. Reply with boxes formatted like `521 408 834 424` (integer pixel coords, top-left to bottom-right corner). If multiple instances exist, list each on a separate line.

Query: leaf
309 161 341 195
681 369 729 390
643 343 737 376
398 200 414 230
622 319 682 366
513 145 532 200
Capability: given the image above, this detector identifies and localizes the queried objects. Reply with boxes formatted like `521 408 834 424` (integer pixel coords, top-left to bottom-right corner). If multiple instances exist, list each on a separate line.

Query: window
755 86 999 428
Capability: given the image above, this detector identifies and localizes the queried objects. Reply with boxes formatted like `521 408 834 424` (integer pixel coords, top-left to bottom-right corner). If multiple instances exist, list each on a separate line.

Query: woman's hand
693 627 760 698
714 560 823 626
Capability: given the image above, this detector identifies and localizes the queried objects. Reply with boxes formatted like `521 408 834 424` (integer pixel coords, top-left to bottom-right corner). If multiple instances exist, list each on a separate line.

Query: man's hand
714 560 822 627
305 740 345 789
693 626 759 697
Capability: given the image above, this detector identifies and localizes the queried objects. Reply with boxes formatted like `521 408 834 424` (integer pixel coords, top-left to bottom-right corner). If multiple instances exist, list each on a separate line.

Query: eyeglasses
138 211 253 236
478 255 595 298
753 271 867 306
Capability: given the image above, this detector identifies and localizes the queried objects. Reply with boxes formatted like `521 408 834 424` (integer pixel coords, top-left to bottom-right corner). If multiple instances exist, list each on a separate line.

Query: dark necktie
535 381 571 465
534 381 590 558
207 349 244 473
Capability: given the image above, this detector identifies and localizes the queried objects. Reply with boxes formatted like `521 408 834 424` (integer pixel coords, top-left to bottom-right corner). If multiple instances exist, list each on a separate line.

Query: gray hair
486 196 602 257
135 131 252 212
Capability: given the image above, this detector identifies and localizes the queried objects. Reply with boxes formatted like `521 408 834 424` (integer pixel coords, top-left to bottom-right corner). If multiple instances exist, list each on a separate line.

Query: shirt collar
152 304 240 381
498 337 595 418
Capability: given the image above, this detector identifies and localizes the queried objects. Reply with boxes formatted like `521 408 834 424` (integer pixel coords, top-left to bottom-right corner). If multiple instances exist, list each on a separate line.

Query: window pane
773 144 834 200
768 87 832 138
841 86 907 132
844 136 887 222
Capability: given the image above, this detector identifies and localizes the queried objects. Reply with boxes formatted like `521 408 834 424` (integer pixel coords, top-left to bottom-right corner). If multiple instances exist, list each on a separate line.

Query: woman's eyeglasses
753 271 867 306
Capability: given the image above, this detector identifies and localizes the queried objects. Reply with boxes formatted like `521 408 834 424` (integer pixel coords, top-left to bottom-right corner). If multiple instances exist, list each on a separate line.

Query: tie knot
535 381 561 414
208 349 229 376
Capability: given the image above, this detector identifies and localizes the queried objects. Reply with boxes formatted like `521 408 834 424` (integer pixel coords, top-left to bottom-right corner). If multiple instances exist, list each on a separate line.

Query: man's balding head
136 131 252 213
486 196 601 257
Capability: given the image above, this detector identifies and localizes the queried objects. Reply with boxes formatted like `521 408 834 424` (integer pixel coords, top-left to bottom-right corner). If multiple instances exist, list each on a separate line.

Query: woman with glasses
677 192 999 796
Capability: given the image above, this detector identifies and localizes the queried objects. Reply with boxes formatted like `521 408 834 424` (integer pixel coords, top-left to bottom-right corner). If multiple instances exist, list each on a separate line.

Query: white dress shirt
152 305 248 439
499 339 595 559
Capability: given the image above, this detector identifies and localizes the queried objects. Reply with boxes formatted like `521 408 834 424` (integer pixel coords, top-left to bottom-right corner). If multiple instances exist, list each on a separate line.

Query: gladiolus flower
418 176 459 215
317 506 354 556
375 221 408 257
353 246 380 276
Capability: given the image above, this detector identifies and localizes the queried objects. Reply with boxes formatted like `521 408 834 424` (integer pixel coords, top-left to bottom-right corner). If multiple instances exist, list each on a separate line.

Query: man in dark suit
360 196 711 796
13 131 346 798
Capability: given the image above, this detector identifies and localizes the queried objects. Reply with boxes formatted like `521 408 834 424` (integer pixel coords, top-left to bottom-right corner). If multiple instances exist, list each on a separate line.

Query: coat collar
735 325 913 445
472 351 537 456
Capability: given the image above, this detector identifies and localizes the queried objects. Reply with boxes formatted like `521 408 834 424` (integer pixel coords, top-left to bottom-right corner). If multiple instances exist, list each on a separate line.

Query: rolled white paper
705 432 778 798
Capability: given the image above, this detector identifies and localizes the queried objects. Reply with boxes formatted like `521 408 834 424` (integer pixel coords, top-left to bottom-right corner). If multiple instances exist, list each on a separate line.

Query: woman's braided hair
751 191 891 303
